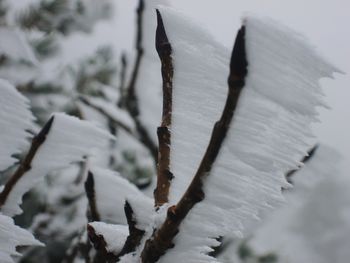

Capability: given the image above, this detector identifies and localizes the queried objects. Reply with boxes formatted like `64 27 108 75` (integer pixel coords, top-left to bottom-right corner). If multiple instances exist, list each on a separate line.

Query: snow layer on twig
157 7 337 263
0 79 34 171
1 113 111 216
89 221 128 254
92 167 153 227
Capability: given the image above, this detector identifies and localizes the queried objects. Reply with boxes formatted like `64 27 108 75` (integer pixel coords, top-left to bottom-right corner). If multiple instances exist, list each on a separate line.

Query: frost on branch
139 7 338 263
0 112 111 217
0 214 43 263
87 167 153 225
86 168 153 260
0 79 34 171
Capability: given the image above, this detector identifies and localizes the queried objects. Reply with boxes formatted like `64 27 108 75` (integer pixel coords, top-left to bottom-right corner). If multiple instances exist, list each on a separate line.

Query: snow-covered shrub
83 6 338 263
0 79 112 262
0 1 342 263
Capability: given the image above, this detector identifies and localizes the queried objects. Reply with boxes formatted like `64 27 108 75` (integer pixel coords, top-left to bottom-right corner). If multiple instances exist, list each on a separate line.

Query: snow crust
1 113 112 216
157 7 337 263
0 213 43 263
0 79 34 171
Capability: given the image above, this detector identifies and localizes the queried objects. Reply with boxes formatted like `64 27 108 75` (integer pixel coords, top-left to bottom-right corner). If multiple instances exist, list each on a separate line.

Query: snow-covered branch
154 10 174 207
0 116 54 209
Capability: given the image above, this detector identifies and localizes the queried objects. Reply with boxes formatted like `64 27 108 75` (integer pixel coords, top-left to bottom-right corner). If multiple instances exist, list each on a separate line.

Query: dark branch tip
84 171 95 199
124 200 134 225
137 0 145 12
229 25 248 84
155 9 172 56
36 115 54 141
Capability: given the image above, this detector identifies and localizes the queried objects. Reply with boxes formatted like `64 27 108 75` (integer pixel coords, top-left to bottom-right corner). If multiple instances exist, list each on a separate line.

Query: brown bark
0 116 54 207
141 26 248 263
154 10 174 207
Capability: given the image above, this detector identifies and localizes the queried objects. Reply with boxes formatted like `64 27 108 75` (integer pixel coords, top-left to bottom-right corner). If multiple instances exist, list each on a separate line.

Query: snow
80 95 136 132
248 145 350 263
156 7 337 262
88 221 128 254
0 79 34 172
0 27 38 64
1 113 112 216
0 213 43 263
91 167 153 225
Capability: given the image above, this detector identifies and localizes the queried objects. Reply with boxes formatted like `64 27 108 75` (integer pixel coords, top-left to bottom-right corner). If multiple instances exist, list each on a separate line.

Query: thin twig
125 0 144 117
154 9 174 207
122 0 158 163
79 96 134 135
118 53 128 108
117 201 145 258
0 116 54 207
141 25 248 263
85 171 101 222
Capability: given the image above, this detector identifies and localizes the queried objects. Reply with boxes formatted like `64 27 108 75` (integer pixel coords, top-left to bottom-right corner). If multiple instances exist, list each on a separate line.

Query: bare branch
79 96 134 135
118 53 128 108
117 201 145 258
141 26 248 263
125 0 145 117
0 116 54 207
154 9 174 207
85 171 101 222
121 0 158 163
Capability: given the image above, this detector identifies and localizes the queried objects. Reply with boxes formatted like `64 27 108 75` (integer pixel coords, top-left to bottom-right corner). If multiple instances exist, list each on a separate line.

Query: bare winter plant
0 1 341 263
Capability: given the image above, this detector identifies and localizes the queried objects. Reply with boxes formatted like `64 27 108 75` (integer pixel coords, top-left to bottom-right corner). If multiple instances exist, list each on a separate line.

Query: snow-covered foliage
0 1 343 263
0 79 113 261
1 112 111 217
0 214 43 263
